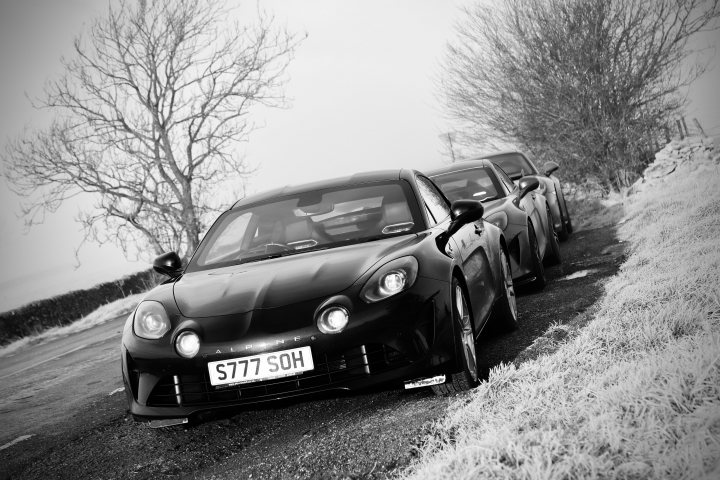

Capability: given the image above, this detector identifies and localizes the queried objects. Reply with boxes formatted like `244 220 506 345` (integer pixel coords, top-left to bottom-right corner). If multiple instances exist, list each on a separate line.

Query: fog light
175 331 200 358
317 306 349 334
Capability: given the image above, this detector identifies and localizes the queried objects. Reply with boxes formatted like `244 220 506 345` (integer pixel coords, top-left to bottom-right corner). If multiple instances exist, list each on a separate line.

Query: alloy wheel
500 249 517 320
455 284 478 383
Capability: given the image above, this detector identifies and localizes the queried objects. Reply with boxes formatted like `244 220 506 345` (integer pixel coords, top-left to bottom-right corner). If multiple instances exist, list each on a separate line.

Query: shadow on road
477 223 626 369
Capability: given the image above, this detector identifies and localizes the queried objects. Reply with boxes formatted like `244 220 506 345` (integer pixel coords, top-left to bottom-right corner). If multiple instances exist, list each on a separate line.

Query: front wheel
528 222 546 291
495 247 518 331
432 278 479 395
545 207 562 266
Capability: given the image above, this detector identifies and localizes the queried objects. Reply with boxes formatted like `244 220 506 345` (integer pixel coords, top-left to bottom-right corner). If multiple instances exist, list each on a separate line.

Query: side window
495 165 516 193
416 176 451 226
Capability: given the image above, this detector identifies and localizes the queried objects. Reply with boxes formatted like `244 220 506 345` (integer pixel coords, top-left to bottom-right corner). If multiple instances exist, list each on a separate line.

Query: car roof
425 159 494 177
468 150 528 161
231 169 414 209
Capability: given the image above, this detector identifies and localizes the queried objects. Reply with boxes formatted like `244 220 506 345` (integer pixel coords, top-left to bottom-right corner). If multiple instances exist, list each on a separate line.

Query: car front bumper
121 276 458 420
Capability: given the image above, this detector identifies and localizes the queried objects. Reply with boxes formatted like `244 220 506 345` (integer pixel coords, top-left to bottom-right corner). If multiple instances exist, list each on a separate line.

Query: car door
494 163 549 258
415 175 495 330
482 166 526 243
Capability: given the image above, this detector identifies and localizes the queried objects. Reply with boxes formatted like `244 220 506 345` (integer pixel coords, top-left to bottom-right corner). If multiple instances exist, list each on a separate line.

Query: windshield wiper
237 250 297 264
357 232 415 244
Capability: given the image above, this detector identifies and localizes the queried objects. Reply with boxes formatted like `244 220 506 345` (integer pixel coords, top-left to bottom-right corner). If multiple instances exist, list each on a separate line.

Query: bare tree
443 0 720 188
3 0 302 259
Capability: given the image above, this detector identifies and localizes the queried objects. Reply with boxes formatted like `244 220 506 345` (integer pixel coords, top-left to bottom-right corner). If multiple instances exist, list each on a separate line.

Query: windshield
431 168 501 202
484 153 537 179
188 181 421 271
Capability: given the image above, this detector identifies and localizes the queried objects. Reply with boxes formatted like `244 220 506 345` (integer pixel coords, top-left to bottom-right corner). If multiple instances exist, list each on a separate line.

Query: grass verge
565 191 624 232
403 156 720 479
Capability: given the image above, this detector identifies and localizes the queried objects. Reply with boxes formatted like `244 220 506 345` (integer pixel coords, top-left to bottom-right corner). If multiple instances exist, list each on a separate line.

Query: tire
495 247 519 332
527 222 546 291
565 214 574 235
557 211 570 241
432 278 480 395
545 207 562 266
557 189 572 240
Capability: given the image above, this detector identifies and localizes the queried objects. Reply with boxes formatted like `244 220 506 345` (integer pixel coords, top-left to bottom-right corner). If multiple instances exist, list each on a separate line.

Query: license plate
207 346 314 387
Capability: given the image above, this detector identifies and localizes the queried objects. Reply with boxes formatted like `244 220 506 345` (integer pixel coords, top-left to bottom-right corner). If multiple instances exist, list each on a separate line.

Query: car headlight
360 256 418 303
175 331 201 358
485 212 508 230
133 301 171 339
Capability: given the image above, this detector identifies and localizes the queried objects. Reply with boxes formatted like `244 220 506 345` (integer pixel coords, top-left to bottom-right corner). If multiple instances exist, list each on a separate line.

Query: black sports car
476 151 573 240
427 160 561 290
121 170 517 424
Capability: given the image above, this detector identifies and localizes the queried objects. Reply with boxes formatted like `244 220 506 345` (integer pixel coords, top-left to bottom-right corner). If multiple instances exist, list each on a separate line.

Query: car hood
173 235 420 317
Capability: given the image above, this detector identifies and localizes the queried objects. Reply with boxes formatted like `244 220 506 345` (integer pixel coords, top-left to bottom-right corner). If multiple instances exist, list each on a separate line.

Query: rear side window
416 175 451 225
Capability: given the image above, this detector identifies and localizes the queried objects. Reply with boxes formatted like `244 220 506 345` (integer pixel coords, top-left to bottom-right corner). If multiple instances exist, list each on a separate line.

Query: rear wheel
545 207 562 266
528 222 546 291
495 247 518 331
432 278 479 395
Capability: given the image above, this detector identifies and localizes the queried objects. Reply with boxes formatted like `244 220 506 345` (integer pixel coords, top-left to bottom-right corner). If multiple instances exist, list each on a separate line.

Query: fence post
663 125 671 143
676 120 685 140
693 118 707 137
680 117 689 137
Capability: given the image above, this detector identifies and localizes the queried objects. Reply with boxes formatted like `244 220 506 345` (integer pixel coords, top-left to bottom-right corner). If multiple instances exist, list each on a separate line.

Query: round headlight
175 331 200 358
317 306 349 334
360 256 418 303
134 301 171 339
380 270 406 295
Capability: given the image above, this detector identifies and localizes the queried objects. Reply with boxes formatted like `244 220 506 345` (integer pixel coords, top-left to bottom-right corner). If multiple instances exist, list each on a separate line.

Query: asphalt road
0 222 626 479
0 315 126 446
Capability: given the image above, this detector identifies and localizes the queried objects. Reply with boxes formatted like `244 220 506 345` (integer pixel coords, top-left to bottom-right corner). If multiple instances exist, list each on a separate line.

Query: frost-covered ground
404 137 720 479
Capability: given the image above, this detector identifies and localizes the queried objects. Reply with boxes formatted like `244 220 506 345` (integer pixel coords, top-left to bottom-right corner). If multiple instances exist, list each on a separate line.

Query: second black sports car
427 160 561 290
121 169 517 424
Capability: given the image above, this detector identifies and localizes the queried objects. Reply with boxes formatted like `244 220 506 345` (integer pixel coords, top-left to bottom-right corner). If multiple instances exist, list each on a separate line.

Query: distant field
0 269 156 346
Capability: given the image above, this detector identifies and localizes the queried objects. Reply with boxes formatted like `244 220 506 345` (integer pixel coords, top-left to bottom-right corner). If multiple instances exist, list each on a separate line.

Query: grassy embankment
405 144 720 479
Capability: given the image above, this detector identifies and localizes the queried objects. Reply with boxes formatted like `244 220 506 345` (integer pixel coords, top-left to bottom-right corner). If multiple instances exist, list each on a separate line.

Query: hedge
0 269 161 346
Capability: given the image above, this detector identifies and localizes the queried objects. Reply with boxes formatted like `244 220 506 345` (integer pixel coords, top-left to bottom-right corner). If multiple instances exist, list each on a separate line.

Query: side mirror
447 199 485 237
153 252 183 278
518 177 540 199
543 161 559 176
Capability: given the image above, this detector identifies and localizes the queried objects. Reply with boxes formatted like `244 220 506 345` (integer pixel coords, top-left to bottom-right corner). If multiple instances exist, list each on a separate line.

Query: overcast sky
0 0 718 312
0 0 471 311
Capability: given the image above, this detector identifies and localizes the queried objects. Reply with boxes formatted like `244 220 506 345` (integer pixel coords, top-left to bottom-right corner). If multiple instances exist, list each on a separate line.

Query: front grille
145 344 408 407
